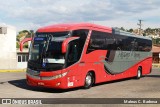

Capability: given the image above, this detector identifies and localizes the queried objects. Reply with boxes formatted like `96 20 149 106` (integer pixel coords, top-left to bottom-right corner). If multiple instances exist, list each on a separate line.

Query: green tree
16 42 20 48
120 27 125 31
128 28 133 33
16 30 34 42
16 30 34 49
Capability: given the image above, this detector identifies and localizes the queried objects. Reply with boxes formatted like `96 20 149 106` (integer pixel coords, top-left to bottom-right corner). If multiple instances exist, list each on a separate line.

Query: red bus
20 23 152 89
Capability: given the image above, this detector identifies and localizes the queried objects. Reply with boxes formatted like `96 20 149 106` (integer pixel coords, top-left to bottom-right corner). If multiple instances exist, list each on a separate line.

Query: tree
143 33 146 36
19 30 29 34
16 30 34 49
128 29 133 33
16 42 20 48
145 27 153 35
120 27 125 31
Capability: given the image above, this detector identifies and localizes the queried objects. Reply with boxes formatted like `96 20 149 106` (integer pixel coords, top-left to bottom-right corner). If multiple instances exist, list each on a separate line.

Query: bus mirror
20 38 32 52
62 37 79 53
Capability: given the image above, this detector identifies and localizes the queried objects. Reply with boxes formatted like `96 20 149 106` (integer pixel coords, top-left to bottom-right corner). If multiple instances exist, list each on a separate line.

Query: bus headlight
52 72 68 79
61 72 67 77
41 72 68 80
52 74 61 79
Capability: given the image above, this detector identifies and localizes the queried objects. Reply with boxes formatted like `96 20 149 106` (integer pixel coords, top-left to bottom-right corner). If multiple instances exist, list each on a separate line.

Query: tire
136 68 142 79
84 72 94 89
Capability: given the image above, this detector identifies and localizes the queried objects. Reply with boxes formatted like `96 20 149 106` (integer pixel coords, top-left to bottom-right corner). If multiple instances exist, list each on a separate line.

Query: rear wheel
136 68 142 79
84 72 94 89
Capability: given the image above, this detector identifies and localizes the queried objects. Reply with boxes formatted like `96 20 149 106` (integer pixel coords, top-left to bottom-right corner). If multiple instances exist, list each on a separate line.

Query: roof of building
0 24 16 30
152 45 160 53
17 48 29 53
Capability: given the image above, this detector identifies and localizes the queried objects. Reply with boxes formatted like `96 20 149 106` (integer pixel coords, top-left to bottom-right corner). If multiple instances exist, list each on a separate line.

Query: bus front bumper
26 74 68 89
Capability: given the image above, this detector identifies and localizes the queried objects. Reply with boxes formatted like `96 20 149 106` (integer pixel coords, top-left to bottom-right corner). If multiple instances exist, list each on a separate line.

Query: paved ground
0 68 160 107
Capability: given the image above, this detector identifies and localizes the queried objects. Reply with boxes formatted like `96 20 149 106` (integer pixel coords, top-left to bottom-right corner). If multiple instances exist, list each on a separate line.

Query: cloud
0 0 160 31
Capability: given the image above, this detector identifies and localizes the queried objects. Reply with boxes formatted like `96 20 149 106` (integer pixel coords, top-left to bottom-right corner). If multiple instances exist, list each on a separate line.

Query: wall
0 25 17 69
17 51 29 69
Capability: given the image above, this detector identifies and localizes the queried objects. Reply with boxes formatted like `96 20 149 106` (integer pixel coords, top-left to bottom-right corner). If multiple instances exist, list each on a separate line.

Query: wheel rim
138 70 141 78
85 75 92 86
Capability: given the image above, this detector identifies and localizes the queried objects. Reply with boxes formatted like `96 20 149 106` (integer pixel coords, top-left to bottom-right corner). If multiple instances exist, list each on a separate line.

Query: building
152 45 160 63
17 48 29 69
0 25 17 69
16 37 30 69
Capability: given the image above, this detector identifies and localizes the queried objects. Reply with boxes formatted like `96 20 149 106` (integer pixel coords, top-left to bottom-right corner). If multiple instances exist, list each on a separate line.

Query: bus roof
37 23 151 40
37 23 112 33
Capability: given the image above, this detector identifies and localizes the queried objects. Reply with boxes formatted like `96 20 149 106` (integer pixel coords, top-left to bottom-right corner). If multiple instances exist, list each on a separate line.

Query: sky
0 0 160 32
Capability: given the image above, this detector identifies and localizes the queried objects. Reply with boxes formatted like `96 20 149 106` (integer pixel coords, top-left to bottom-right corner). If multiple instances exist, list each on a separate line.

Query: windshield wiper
40 35 52 67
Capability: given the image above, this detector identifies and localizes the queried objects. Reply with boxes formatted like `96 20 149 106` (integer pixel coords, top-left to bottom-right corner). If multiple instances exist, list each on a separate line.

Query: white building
0 25 17 69
17 48 29 69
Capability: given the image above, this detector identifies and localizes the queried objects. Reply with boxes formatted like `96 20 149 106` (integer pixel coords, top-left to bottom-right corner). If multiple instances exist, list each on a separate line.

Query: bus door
65 39 82 87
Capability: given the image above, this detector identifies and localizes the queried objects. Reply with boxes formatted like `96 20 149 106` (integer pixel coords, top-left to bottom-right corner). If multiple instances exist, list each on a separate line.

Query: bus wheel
84 72 94 89
136 68 142 79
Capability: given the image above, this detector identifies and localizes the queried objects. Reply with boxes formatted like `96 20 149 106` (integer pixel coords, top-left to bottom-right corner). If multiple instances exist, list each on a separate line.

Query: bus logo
42 63 46 67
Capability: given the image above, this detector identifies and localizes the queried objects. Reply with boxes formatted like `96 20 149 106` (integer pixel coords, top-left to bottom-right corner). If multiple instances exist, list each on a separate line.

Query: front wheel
136 68 142 79
84 72 94 89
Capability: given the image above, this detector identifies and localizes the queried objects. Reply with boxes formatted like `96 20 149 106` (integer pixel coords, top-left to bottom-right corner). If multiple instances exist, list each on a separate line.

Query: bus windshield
28 29 89 71
29 31 70 65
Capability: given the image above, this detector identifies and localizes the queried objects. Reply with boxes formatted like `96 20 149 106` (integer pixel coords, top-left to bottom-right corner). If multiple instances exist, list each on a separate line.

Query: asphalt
0 64 159 73
0 68 160 107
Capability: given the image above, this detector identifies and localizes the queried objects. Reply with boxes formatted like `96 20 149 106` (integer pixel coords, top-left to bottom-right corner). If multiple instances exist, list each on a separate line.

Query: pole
137 20 143 35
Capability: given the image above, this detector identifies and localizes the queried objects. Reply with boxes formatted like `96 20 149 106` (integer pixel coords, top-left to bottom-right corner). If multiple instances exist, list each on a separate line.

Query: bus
20 23 152 89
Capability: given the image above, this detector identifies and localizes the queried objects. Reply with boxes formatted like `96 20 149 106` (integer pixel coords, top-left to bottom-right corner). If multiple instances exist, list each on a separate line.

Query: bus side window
68 44 78 62
66 41 79 66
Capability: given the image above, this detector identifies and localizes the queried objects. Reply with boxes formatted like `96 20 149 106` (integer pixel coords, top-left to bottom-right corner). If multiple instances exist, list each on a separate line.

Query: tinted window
87 30 152 53
87 31 115 53
114 34 152 51
65 29 89 67
72 29 89 59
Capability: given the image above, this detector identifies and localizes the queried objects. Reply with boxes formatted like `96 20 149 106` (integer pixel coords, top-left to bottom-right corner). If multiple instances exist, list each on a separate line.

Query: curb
152 64 160 68
0 69 26 72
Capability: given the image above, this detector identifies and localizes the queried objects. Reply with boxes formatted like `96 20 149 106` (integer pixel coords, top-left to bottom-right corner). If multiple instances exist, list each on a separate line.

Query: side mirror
20 38 32 52
62 37 79 53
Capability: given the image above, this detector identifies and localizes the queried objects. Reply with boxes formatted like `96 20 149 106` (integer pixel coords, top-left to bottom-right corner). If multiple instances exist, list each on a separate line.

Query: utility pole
30 30 34 38
137 19 143 35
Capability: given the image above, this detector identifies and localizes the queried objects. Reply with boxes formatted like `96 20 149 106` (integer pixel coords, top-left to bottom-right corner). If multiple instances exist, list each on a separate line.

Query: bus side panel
82 50 152 84
105 57 152 81
78 62 98 86
82 50 108 84
96 56 152 84
64 64 87 88
141 57 152 75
